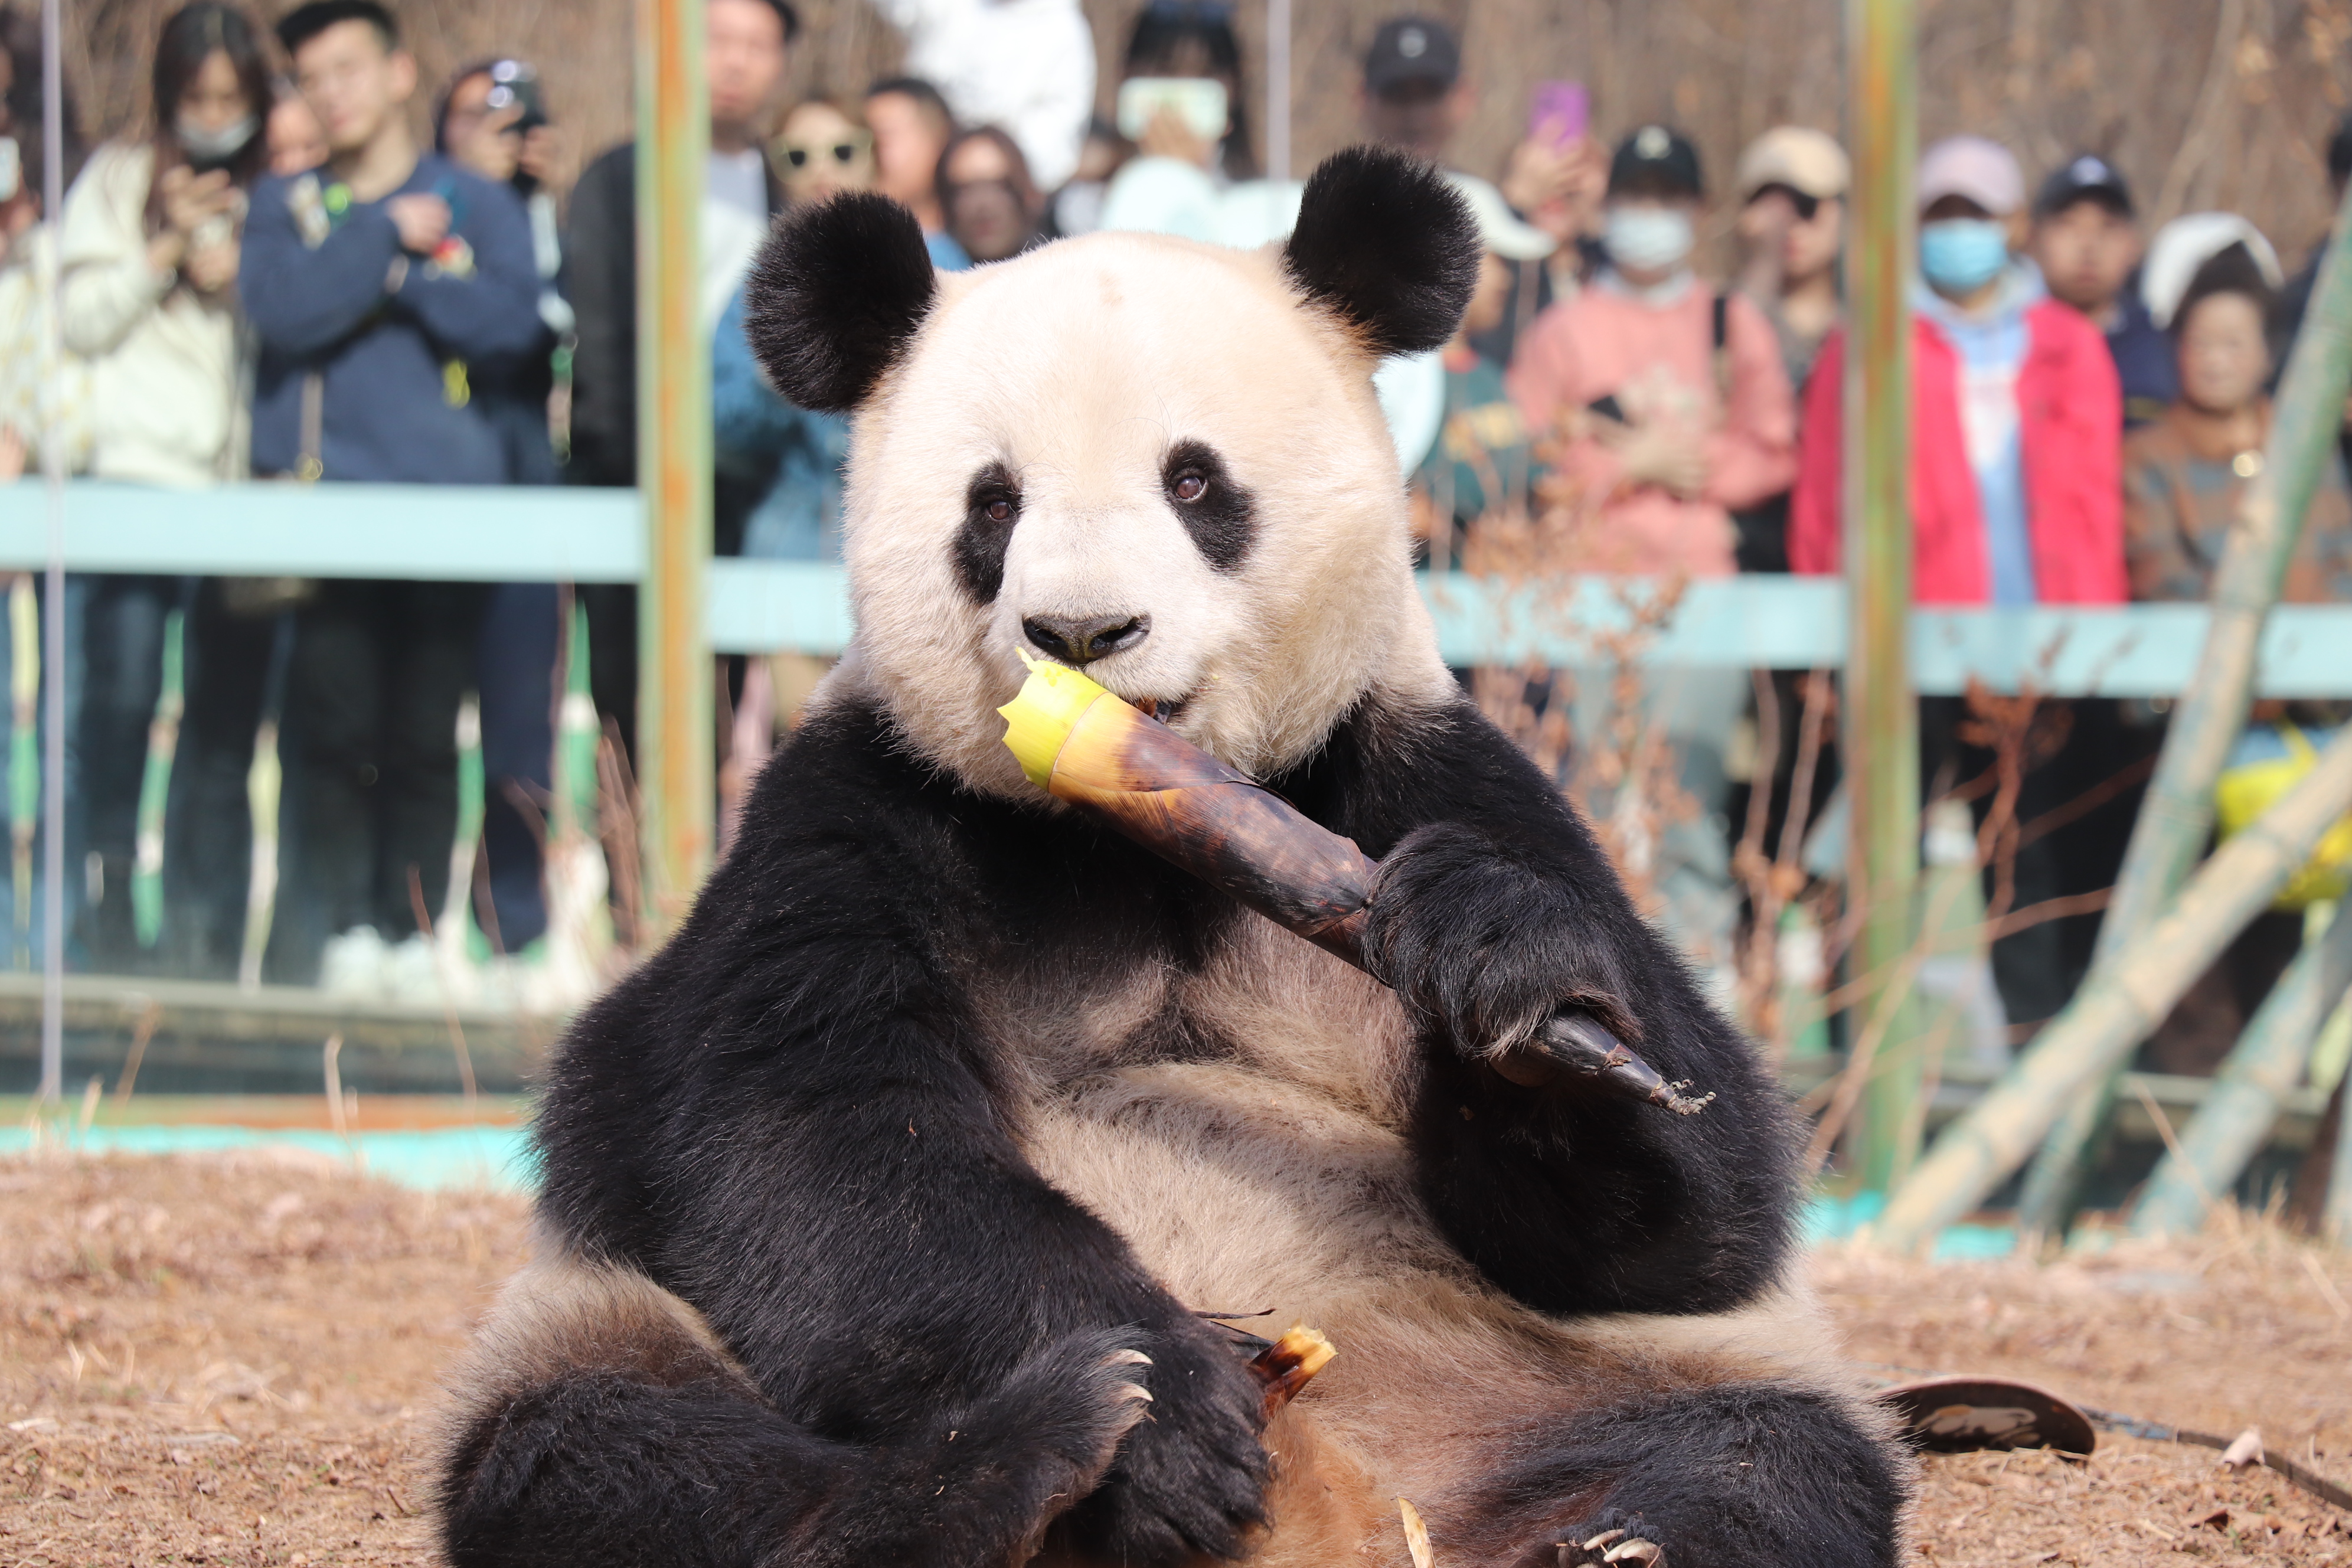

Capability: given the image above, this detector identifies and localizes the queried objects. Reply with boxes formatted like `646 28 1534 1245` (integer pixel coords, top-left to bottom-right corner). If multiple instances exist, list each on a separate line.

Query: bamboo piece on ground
1870 723 2352 1255
997 654 1710 1112
2131 901 2352 1237
2016 180 2352 1236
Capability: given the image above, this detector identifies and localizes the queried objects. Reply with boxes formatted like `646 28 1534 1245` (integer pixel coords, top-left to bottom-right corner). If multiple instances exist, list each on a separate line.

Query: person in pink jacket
1790 136 2126 605
1506 124 1798 577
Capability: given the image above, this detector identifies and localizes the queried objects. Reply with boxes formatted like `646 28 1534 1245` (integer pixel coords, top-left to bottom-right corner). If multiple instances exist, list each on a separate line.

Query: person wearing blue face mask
1792 134 2124 607
1793 135 2127 1039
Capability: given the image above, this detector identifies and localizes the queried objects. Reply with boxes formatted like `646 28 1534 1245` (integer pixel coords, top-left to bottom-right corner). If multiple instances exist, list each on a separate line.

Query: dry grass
2 1153 2349 1566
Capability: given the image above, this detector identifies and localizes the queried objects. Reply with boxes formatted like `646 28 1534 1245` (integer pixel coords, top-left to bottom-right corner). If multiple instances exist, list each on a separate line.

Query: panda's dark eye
953 460 1023 603
1160 439 1255 571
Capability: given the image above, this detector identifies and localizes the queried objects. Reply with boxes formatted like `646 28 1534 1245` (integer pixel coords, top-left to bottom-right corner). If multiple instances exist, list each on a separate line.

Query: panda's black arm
1276 693 1802 1318
530 702 1268 1563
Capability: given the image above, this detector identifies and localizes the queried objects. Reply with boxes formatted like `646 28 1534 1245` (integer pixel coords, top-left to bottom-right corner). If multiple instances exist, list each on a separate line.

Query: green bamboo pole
1843 0 1922 1193
636 0 714 929
2014 181 2352 1237
1871 723 2352 1254
2327 1079 2352 1246
2131 902 2352 1237
131 608 185 950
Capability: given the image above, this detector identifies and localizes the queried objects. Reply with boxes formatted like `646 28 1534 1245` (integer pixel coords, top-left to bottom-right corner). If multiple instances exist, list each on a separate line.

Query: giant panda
435 148 1908 1568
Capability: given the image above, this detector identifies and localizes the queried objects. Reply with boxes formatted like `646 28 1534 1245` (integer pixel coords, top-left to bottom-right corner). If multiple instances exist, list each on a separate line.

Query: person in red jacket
1790 135 2126 606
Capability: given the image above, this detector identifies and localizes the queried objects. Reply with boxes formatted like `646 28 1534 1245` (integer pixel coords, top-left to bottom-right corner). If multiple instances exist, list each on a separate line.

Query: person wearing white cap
1415 172 1557 557
1733 126 1849 395
1791 134 2125 608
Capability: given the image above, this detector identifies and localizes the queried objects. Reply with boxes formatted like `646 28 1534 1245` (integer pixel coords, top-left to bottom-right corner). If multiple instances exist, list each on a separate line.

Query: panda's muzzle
1022 612 1150 668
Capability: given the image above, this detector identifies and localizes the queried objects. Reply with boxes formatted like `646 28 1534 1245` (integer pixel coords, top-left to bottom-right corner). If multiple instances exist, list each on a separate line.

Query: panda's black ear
744 194 937 412
1282 147 1480 357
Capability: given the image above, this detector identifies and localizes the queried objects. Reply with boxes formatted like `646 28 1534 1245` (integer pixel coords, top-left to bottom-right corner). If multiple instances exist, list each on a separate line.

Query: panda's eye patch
1161 439 1255 571
952 462 1023 605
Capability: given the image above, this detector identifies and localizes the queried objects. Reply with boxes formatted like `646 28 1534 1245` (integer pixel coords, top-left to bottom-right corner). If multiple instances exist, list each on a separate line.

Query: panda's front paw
1058 1316 1269 1564
1366 821 1639 1067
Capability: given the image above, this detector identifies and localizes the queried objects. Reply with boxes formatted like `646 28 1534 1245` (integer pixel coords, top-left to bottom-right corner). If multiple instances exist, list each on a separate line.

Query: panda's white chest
974 914 1420 1123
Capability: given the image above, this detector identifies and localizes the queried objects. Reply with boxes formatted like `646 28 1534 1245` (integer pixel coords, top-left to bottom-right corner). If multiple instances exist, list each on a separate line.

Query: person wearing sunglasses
1732 126 1847 398
775 98 874 205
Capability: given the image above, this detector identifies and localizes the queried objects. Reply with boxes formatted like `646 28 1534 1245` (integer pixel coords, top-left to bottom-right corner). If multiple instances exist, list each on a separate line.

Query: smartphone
1530 81 1587 148
485 60 548 134
1116 77 1230 145
0 137 18 204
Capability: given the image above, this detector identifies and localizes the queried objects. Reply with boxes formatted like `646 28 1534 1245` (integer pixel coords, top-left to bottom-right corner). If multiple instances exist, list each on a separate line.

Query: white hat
1738 127 1850 202
1446 172 1558 262
1917 135 2024 217
2141 212 2284 328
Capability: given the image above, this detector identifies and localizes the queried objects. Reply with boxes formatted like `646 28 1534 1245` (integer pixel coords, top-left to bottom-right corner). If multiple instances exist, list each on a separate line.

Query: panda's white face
838 231 1450 799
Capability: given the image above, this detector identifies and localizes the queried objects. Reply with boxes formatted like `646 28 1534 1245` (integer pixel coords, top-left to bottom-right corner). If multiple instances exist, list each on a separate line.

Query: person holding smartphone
55 2 270 971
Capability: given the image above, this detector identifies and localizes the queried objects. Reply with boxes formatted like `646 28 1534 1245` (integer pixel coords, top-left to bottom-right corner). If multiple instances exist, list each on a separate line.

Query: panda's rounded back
836 230 1454 801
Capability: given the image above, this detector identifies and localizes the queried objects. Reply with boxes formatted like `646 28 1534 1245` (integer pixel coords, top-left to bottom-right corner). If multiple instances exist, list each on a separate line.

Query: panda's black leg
439 1328 1158 1568
1459 1381 1906 1568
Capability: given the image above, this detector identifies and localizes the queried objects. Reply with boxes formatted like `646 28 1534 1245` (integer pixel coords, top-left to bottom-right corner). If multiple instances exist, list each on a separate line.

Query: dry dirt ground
1 1153 2348 1567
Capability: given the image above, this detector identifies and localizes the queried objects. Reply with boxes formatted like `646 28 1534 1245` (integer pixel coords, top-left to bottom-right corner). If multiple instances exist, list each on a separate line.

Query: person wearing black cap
1507 123 1796 581
562 0 797 767
2030 153 2174 425
1358 16 1472 163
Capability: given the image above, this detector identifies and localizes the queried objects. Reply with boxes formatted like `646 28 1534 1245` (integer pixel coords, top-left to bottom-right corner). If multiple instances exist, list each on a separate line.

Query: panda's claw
1603 1539 1662 1567
1579 1529 1625 1553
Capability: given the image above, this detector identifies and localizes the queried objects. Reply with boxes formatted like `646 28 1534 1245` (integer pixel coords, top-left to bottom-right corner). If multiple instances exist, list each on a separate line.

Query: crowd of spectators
0 0 2346 1056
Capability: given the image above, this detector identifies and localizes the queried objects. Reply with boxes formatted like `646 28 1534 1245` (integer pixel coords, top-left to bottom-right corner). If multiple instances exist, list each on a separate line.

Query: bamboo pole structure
1870 723 2352 1254
636 0 715 927
2014 182 2352 1237
1842 0 1921 1191
35 0 64 1103
2129 903 2352 1237
2329 1080 2352 1245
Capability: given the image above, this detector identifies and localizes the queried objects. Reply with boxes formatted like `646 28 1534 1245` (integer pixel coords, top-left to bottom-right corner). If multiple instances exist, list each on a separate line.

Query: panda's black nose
1023 613 1151 666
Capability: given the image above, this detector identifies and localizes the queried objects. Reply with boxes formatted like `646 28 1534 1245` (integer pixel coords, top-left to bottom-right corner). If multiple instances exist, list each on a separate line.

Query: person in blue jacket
224 0 541 985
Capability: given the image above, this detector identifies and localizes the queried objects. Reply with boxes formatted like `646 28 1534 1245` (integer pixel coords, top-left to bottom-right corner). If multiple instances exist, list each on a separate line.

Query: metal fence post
1844 0 1921 1191
636 0 714 927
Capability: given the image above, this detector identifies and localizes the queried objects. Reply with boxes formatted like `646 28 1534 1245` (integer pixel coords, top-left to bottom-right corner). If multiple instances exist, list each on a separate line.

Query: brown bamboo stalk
998 656 1709 1112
